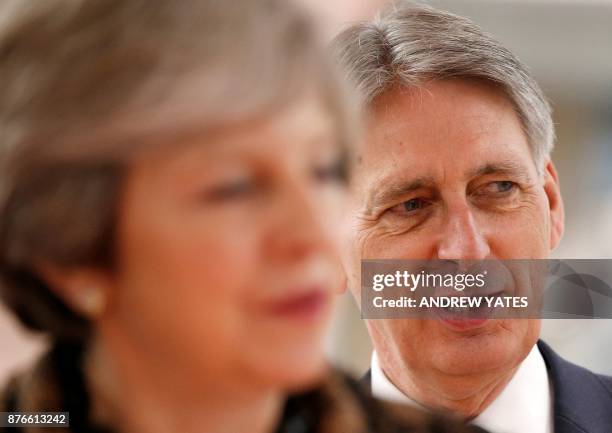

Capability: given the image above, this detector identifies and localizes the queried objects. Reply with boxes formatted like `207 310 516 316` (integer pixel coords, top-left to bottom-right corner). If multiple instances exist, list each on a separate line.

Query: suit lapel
361 369 372 393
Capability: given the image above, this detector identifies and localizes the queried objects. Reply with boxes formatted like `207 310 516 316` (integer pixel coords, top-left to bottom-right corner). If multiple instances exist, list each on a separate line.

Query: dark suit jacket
363 340 612 433
538 340 612 433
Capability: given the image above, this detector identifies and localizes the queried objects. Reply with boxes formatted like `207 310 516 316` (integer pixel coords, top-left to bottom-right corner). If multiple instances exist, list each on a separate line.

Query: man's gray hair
332 2 554 167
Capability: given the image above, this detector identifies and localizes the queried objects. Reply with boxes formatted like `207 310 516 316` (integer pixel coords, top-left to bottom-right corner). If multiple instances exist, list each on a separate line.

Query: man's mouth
431 293 507 330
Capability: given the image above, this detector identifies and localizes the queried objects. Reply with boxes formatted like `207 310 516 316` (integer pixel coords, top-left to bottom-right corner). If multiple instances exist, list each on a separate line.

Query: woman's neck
83 330 284 433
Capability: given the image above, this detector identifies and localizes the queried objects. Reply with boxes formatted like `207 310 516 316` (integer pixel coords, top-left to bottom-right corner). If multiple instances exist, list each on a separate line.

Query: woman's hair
0 0 353 340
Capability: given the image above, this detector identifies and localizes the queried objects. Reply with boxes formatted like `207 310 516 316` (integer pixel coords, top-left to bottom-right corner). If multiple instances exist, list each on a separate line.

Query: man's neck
375 352 520 419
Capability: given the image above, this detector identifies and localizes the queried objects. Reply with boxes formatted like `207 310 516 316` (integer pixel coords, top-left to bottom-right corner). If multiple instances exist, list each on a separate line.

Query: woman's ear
334 269 348 295
543 159 565 251
36 262 112 319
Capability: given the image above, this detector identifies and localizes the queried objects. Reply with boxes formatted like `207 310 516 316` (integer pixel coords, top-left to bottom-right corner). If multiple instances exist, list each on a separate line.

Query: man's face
343 79 564 398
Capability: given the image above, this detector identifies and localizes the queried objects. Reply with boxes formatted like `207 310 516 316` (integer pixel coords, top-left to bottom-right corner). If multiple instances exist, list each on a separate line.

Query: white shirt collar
371 344 553 433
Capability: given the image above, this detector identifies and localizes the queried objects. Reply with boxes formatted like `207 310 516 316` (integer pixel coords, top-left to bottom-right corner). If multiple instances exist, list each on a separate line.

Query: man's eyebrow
468 161 533 181
364 176 435 215
362 161 532 215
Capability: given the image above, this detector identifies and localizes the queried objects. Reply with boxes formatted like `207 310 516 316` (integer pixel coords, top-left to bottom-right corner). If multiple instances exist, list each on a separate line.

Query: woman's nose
265 183 339 263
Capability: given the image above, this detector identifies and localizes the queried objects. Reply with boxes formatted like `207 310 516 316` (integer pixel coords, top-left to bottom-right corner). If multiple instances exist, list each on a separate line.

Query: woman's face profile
96 94 347 390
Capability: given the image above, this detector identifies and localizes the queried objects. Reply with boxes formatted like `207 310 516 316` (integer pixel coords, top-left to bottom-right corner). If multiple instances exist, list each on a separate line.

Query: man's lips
436 313 490 331
263 288 329 320
431 292 507 330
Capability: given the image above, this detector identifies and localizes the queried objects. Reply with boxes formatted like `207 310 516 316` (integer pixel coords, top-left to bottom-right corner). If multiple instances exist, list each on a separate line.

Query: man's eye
482 180 518 194
389 198 428 214
495 181 516 192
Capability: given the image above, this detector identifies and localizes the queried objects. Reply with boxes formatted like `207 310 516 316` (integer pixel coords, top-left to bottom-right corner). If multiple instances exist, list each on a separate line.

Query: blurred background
2 0 612 384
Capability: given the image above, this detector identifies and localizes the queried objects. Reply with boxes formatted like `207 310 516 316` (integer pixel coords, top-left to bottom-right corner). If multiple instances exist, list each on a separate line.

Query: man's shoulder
538 339 612 395
589 367 612 395
538 340 612 433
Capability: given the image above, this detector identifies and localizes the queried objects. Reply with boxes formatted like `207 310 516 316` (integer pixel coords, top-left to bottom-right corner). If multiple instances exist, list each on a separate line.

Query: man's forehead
362 80 523 152
355 138 535 184
356 87 533 169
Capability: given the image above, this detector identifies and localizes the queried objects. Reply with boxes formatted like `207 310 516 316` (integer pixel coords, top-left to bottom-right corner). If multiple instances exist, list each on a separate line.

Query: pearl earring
80 287 106 317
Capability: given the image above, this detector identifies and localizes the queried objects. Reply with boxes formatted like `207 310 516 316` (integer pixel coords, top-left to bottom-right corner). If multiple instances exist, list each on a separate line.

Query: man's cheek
357 222 412 256
496 218 549 258
513 202 551 249
354 225 378 257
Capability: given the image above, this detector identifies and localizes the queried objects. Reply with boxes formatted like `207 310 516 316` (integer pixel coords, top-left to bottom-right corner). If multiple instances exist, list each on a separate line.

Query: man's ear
36 261 112 319
543 159 564 251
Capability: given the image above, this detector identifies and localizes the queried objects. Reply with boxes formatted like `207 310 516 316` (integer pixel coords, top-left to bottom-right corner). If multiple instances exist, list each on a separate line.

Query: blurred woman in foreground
0 1 484 433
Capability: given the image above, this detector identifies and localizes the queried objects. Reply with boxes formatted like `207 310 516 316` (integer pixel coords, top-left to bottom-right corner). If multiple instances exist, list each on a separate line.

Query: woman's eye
203 178 256 202
313 158 348 184
389 198 428 214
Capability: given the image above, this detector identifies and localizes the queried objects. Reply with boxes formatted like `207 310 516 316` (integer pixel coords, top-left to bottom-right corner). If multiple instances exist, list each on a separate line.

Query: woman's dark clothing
0 341 486 433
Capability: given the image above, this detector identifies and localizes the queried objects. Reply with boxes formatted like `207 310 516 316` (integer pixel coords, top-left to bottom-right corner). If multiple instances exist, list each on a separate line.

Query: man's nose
436 203 491 260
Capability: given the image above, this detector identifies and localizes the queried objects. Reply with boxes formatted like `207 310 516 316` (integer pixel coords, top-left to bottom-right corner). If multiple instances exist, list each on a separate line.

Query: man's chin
426 321 528 375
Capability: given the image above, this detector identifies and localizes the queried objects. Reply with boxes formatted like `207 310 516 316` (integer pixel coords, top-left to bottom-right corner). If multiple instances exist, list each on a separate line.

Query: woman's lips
264 288 329 321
